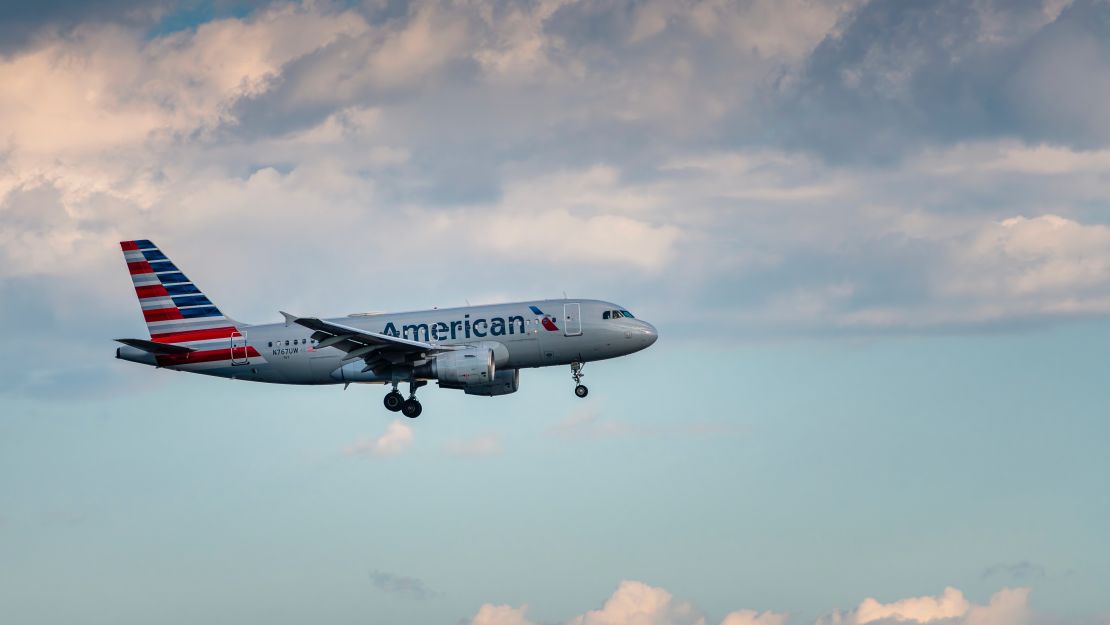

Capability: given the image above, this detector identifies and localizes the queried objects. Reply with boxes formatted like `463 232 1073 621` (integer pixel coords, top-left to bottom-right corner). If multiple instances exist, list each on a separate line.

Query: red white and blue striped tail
120 239 256 365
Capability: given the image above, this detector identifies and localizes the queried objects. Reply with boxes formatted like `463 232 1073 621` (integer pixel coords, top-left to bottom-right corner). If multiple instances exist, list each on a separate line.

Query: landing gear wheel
401 399 423 418
570 362 588 397
383 391 404 412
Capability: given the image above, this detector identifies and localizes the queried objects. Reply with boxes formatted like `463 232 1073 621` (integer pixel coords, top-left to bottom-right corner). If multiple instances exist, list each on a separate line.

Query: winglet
279 311 298 327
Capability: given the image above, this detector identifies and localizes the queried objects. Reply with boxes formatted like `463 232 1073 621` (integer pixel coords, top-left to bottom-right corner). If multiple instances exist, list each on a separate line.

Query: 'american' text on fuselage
384 314 529 342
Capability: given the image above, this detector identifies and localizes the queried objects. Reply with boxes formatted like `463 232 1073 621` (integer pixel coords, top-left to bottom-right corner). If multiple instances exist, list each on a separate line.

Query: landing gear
383 390 404 412
398 379 427 418
571 361 588 398
401 399 423 418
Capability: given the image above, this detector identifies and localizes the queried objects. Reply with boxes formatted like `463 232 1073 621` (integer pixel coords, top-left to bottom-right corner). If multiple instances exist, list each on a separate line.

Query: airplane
114 239 659 417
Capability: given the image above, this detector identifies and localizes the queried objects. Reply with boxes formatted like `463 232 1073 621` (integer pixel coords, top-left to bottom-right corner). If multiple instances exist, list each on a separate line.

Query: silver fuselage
118 298 657 385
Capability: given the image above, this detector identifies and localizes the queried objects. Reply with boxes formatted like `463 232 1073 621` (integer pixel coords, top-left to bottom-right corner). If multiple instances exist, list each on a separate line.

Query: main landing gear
383 390 404 412
571 361 588 398
384 380 426 418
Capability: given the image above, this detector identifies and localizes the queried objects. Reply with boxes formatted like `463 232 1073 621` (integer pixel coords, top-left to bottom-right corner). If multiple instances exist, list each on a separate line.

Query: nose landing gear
571 361 588 398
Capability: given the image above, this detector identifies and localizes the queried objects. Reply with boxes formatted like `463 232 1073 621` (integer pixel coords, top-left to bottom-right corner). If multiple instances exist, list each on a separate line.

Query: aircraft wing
281 312 454 374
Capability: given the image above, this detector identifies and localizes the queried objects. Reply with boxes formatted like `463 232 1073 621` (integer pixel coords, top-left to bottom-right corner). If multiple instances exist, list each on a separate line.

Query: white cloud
468 603 537 625
819 587 1031 625
719 611 788 625
344 420 414 458
928 215 1110 322
567 581 705 625
0 5 367 158
855 587 969 623
419 166 681 272
468 583 1047 625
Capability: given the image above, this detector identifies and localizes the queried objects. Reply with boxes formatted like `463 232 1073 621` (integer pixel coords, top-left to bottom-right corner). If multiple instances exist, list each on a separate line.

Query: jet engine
417 347 496 386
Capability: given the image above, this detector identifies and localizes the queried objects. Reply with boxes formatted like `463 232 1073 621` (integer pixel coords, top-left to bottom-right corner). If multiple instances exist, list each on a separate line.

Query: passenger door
563 302 582 336
230 331 249 365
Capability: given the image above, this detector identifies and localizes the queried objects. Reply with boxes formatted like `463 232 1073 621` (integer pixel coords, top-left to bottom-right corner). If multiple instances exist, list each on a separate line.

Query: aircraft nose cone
642 322 658 346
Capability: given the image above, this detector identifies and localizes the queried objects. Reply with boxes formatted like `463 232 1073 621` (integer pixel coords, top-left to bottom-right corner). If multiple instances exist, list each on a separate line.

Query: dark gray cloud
982 560 1048 580
224 0 790 205
0 0 169 55
0 0 273 56
773 0 1110 161
368 569 439 600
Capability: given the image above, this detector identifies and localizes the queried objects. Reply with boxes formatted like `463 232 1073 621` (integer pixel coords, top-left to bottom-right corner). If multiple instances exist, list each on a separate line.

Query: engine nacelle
462 369 519 396
418 347 495 386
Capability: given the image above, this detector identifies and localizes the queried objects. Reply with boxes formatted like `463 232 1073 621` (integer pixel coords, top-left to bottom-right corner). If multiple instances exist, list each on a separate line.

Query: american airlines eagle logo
530 305 560 331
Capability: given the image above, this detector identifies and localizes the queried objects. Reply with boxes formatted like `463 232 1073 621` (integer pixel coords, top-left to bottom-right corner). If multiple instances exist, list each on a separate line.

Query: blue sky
2 1 1110 624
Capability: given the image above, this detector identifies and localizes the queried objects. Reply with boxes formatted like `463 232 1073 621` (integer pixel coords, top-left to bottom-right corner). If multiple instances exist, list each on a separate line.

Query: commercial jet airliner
114 240 658 417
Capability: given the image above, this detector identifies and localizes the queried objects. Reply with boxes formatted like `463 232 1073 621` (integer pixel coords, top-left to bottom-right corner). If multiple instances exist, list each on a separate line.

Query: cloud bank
466 581 1066 625
3 0 1110 396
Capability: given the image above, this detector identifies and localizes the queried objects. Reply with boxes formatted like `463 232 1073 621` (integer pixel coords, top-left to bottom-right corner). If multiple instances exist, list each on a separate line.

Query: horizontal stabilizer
115 338 196 355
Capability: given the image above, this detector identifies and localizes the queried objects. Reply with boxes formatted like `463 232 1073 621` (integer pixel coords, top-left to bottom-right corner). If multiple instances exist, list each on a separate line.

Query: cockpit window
620 310 634 318
602 311 611 320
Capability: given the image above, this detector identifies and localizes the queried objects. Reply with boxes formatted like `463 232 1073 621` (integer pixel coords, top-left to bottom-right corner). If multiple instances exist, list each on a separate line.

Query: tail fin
120 239 244 345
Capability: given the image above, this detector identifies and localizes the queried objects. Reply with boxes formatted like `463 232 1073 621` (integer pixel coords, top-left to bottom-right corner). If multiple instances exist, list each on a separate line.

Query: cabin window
268 341 272 347
285 340 289 346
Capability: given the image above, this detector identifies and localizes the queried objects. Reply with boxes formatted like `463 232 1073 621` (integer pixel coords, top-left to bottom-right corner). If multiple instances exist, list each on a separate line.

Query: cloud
819 587 1032 625
851 587 970 623
367 570 438 600
949 215 1110 302
773 0 1110 160
344 420 414 458
468 582 1053 625
444 433 502 458
0 0 162 55
720 612 788 625
3 0 1110 398
982 561 1048 581
566 581 709 625
467 603 537 625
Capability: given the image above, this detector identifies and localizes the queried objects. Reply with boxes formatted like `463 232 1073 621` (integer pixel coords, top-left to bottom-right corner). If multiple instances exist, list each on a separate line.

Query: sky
1 0 1110 623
